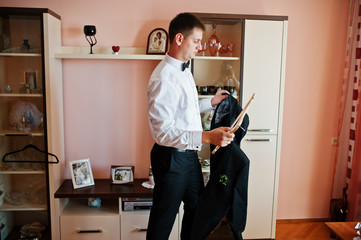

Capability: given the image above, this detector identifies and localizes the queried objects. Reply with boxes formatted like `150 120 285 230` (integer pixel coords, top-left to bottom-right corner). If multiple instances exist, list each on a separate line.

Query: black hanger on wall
1 144 59 164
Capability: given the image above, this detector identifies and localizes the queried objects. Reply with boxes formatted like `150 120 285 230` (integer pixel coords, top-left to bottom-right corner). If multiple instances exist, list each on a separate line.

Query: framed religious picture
146 28 168 55
69 158 95 189
111 165 134 184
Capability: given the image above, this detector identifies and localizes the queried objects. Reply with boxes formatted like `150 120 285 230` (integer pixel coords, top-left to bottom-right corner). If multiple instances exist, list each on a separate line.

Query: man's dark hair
169 13 205 43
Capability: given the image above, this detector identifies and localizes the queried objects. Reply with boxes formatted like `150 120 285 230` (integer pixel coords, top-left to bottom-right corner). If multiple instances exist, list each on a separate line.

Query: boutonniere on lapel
219 174 229 186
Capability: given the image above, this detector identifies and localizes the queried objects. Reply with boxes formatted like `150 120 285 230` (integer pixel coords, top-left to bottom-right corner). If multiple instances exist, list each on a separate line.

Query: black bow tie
182 61 190 71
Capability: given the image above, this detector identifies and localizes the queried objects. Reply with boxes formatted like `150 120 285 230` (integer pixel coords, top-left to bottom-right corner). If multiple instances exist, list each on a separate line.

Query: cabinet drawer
60 215 120 240
121 211 179 240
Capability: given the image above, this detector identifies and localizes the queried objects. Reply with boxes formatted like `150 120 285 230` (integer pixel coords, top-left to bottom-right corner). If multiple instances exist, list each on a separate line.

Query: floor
205 220 335 240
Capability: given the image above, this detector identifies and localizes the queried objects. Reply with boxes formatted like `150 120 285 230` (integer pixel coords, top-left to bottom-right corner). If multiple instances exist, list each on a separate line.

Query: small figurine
88 197 101 208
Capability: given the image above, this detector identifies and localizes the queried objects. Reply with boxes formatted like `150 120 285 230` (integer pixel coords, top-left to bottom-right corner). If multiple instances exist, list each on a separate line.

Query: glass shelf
0 202 47 211
0 93 43 98
0 129 44 137
0 169 45 175
198 95 214 99
194 56 240 60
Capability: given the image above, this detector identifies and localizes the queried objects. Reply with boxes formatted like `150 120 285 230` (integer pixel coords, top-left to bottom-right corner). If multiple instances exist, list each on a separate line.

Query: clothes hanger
1 144 59 164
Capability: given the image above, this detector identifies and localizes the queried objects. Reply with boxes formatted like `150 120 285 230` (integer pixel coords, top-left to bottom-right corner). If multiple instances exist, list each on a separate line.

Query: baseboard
276 218 329 224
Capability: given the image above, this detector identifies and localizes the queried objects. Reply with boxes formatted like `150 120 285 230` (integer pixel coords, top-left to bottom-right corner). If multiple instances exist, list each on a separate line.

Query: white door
242 20 285 134
241 135 277 239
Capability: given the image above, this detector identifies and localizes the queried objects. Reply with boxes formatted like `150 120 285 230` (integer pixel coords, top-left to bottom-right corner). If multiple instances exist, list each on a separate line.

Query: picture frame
23 70 38 90
69 158 94 189
146 28 168 55
111 165 134 184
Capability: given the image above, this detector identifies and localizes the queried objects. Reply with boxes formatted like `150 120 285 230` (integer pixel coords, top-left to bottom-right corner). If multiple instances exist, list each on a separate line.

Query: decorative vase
21 39 30 52
208 24 219 56
4 85 12 93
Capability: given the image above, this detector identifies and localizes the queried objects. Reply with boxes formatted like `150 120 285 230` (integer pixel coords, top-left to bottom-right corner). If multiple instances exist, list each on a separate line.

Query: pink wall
0 0 349 220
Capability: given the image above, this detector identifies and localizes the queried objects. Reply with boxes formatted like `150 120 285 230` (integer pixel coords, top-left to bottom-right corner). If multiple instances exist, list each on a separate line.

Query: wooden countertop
54 179 153 198
325 222 359 240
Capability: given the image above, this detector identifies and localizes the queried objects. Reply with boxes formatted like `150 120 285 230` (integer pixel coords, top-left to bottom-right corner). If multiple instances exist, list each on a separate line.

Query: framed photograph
69 158 94 189
23 70 38 90
146 28 168 55
111 165 134 184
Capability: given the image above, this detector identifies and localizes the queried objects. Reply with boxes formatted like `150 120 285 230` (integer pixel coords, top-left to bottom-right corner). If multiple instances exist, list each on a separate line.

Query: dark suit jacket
191 95 250 240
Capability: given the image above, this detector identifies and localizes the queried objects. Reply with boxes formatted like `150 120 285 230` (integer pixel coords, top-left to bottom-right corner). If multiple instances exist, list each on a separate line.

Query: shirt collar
164 53 188 71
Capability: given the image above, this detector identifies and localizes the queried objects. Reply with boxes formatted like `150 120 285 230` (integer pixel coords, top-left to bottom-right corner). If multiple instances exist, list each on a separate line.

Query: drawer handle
77 229 103 233
137 228 148 232
245 138 271 142
248 129 272 132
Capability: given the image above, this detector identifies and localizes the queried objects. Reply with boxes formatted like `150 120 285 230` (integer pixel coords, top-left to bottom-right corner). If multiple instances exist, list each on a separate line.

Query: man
147 12 234 240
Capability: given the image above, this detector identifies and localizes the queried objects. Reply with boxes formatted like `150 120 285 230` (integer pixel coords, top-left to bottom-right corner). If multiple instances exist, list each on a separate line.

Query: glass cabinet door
192 16 243 170
0 11 50 240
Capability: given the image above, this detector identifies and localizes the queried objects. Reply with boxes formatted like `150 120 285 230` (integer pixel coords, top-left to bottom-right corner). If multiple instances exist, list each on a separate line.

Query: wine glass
201 42 207 56
222 44 228 55
215 42 222 57
228 43 234 57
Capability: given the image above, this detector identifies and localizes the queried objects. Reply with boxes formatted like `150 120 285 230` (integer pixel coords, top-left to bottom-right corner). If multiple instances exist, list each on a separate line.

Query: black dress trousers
147 143 204 240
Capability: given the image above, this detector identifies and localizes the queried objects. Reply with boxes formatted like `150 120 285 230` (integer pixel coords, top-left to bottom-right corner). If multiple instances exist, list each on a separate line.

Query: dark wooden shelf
54 178 153 198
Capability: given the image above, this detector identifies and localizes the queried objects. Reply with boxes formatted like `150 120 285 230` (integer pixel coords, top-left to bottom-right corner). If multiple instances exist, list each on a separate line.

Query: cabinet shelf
0 129 44 137
0 93 43 98
0 201 47 211
202 166 210 173
62 199 119 216
0 53 41 57
55 46 163 60
55 53 164 60
0 169 45 175
194 56 240 60
198 95 238 99
54 46 241 60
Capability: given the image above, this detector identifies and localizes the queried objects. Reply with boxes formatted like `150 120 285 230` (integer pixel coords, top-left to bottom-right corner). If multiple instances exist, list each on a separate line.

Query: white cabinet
120 209 179 240
241 135 277 238
242 20 286 134
55 179 181 240
60 199 120 240
241 19 287 239
192 14 287 239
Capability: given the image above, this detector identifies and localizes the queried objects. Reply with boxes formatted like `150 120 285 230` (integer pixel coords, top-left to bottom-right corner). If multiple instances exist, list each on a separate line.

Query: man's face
181 27 203 61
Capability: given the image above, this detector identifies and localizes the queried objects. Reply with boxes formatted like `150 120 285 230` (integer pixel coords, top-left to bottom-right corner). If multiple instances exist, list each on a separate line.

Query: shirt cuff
190 131 202 151
199 98 214 113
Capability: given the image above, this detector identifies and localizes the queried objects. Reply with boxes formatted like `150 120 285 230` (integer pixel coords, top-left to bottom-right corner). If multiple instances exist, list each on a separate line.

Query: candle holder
83 25 97 54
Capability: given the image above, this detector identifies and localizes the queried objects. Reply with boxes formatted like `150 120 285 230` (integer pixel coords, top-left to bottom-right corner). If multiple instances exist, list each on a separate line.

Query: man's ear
175 33 184 46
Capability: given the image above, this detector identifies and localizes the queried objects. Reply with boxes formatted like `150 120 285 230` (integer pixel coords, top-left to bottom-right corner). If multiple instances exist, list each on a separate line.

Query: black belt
172 148 197 153
155 143 197 153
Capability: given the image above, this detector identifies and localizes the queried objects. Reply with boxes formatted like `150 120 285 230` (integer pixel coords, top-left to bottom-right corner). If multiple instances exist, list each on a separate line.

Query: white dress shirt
148 54 213 150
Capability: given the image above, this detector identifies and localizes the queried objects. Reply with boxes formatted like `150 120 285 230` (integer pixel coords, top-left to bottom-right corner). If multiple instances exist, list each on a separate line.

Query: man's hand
202 127 235 147
211 89 229 108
